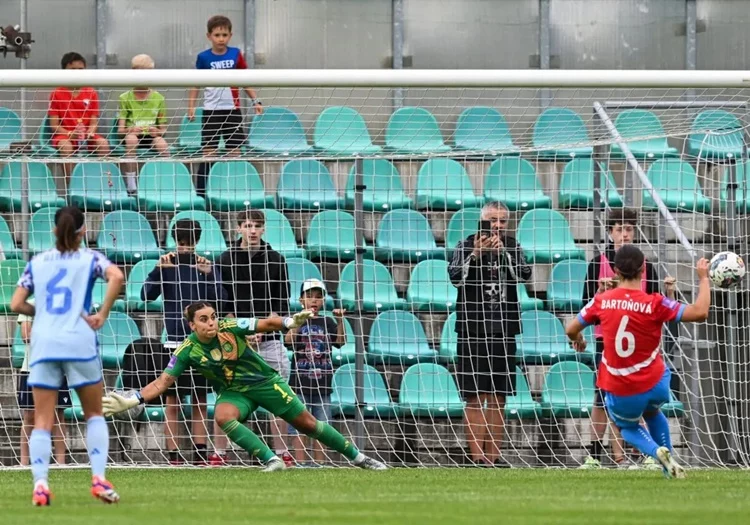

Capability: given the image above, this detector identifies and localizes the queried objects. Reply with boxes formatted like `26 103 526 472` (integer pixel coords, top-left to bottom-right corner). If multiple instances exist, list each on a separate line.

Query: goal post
0 69 748 468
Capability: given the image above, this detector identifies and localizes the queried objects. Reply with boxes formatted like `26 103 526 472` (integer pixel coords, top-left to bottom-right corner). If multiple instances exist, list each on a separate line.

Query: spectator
117 54 169 194
48 52 109 181
579 207 676 470
15 298 69 466
217 209 292 466
141 219 227 465
187 14 263 196
448 200 531 468
285 279 345 465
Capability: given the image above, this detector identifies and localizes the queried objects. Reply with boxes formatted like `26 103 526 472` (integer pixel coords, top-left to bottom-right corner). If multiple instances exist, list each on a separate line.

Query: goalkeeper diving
103 302 386 471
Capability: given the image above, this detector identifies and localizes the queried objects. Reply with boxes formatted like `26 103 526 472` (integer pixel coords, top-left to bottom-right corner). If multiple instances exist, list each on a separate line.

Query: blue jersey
17 248 112 365
195 46 246 110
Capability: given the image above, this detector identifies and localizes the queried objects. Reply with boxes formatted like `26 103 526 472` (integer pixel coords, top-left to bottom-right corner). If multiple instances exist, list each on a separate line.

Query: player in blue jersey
11 207 125 506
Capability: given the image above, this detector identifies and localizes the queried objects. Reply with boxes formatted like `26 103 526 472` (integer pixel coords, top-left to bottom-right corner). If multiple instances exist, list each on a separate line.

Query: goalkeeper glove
102 391 143 418
283 310 313 330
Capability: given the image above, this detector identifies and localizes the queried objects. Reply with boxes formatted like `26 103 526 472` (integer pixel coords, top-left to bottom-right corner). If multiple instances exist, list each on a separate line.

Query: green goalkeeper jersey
164 318 279 393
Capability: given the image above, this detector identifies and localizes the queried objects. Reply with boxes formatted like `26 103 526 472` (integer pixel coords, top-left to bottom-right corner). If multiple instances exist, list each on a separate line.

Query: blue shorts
28 356 103 390
17 373 72 409
288 391 331 435
605 368 671 429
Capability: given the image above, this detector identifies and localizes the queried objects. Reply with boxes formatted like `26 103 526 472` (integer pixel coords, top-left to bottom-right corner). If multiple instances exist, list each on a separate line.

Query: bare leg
20 410 34 466
313 438 325 463
464 395 488 462
52 409 67 465
483 394 506 462
57 140 75 183
191 394 208 447
269 416 288 456
610 420 626 462
293 434 307 463
165 394 180 453
213 421 228 454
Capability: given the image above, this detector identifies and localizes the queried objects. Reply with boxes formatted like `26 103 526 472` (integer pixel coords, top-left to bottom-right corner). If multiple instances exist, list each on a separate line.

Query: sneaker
91 476 120 504
642 456 662 471
356 455 388 471
209 453 228 467
655 447 686 479
493 456 512 469
579 455 602 469
32 482 52 506
281 451 295 468
261 457 286 473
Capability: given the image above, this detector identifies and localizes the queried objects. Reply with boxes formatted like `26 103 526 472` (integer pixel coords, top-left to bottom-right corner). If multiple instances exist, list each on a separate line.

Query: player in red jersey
565 245 710 478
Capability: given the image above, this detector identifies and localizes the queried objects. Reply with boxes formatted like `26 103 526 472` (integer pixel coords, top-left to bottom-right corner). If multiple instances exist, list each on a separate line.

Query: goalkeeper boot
261 457 286 473
32 482 52 506
578 455 602 469
355 455 388 471
641 456 662 471
655 447 686 479
91 476 120 504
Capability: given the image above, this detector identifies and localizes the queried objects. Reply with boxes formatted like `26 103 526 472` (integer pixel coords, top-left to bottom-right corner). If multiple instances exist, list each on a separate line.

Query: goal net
0 69 748 468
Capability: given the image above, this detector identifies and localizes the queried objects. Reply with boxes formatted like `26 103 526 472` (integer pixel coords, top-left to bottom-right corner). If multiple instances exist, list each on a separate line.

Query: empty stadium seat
688 110 744 160
29 207 60 254
533 108 593 159
444 207 482 255
166 210 227 260
177 109 210 156
276 159 341 211
406 259 457 312
661 390 685 418
260 209 305 259
558 158 624 209
114 259 162 312
368 310 437 364
518 283 544 311
344 159 412 211
547 259 588 311
0 162 65 212
99 312 141 368
415 158 483 210
248 107 312 155
330 363 396 417
540 361 595 417
516 209 585 263
0 215 21 260
286 257 334 312
207 161 273 211
721 162 750 212
0 260 26 313
385 107 450 154
138 161 205 212
397 363 465 417
11 324 25 368
0 107 21 150
454 106 516 153
68 162 135 211
97 210 162 263
338 259 405 312
327 311 356 365
375 209 444 262
305 210 359 261
516 311 577 364
89 279 108 311
439 312 458 363
484 157 552 211
643 159 711 213
506 367 542 419
64 390 85 421
313 106 382 155
610 109 679 159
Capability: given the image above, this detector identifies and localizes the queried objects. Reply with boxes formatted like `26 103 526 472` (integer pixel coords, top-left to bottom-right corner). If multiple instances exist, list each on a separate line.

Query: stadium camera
0 24 34 59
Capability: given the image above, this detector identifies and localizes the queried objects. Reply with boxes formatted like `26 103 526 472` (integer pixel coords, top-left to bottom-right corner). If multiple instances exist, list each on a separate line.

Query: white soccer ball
708 251 746 288
109 389 145 421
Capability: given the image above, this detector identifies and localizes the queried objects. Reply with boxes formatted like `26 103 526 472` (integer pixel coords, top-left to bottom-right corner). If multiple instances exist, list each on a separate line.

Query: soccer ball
708 251 746 288
109 389 145 421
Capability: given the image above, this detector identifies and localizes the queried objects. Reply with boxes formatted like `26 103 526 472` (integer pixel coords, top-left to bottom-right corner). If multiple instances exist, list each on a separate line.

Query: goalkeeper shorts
216 376 306 423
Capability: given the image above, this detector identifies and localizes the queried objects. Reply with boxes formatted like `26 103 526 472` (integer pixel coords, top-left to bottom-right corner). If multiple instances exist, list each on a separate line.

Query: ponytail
54 206 85 253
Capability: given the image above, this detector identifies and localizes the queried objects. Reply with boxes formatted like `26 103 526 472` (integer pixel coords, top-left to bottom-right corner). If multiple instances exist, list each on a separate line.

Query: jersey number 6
614 315 635 358
46 268 73 315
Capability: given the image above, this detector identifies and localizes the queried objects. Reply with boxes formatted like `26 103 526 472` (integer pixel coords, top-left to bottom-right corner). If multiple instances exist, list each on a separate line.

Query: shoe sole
656 448 686 479
93 491 120 504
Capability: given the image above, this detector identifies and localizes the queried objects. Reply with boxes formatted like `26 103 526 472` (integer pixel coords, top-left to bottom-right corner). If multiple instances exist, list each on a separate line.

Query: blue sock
644 411 672 451
620 425 659 459
29 429 51 485
86 416 109 478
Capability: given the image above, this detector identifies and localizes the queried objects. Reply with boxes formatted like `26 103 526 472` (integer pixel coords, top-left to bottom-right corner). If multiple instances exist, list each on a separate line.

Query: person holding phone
448 201 532 467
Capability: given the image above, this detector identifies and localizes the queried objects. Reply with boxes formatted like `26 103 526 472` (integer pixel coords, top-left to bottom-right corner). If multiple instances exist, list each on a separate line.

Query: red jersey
49 87 100 131
578 287 685 396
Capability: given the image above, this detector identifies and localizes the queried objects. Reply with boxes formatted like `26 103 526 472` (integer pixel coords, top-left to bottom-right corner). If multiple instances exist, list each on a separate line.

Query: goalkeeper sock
644 411 673 451
86 416 109 478
29 429 51 484
221 419 276 463
620 425 659 460
307 421 359 461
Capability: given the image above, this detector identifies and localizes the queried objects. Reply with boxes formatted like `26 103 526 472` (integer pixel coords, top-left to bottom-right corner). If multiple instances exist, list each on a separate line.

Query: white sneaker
641 456 662 471
578 456 602 469
356 455 388 470
261 457 286 472
655 447 686 479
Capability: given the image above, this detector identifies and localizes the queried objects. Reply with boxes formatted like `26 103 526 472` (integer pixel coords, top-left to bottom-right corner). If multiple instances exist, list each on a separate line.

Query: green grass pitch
2 468 749 524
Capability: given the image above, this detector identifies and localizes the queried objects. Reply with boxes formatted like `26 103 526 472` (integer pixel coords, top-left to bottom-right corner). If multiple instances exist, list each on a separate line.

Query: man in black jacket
217 209 292 466
448 201 532 467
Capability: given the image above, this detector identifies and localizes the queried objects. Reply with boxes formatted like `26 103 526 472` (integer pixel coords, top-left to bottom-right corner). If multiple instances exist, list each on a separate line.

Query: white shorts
28 357 103 390
259 339 290 380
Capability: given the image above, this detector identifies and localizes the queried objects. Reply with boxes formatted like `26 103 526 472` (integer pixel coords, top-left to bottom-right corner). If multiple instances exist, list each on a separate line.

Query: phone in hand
176 253 196 266
478 220 493 237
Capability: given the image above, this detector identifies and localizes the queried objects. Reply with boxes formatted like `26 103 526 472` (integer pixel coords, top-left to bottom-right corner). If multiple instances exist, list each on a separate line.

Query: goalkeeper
103 302 386 471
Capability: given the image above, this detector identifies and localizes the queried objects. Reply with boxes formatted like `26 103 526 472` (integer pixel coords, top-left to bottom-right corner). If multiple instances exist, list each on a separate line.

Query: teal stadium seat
276 159 341 211
114 259 163 312
385 107 451 154
29 207 60 254
516 209 585 263
0 215 21 260
445 208 482 256
0 260 26 313
516 311 577 365
533 108 593 159
518 283 544 311
260 209 305 259
285 257 334 312
97 210 162 263
89 279 108 311
439 312 458 363
397 363 465 418
484 157 552 211
415 158 483 210
344 159 412 211
68 162 135 211
688 110 744 160
375 209 444 262
643 159 711 213
558 159 624 209
661 390 685 418
305 210 361 262
330 364 396 417
98 312 141 368
166 211 227 260
610 109 679 159
207 161 274 211
506 367 542 419
326 312 356 365
721 161 750 213
11 324 26 368
177 109 209 156
406 259 457 312
313 106 382 155
368 310 437 365
64 389 86 421
35 115 57 157
547 259 588 312
338 259 405 312
540 361 595 418
0 162 65 212
138 161 205 212
454 106 517 153
0 107 21 150
248 107 312 155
